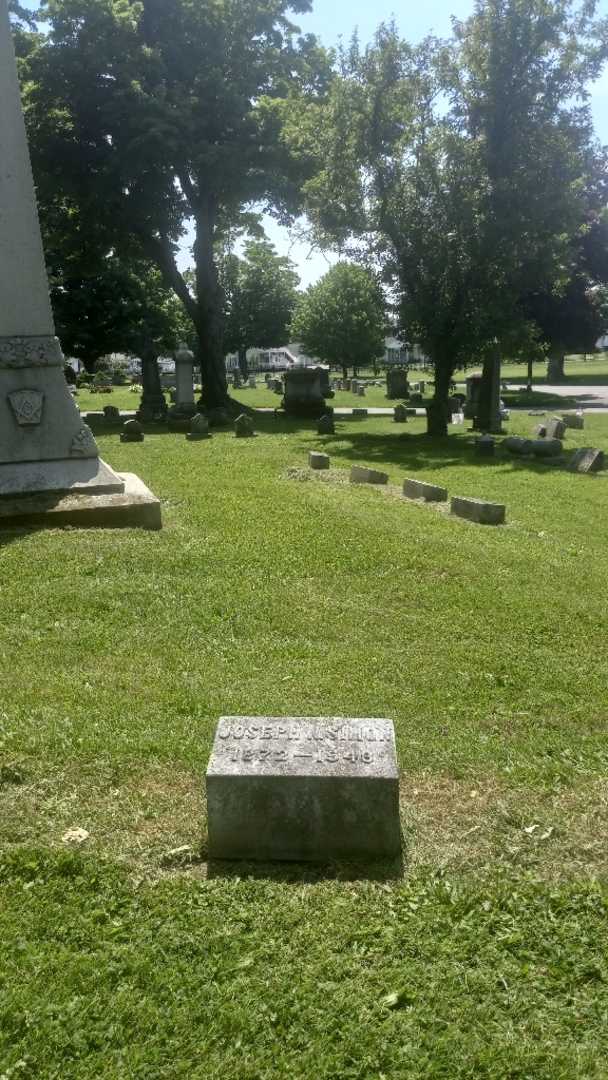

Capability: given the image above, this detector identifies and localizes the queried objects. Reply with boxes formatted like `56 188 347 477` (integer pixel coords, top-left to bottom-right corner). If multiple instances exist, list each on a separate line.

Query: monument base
0 472 161 530
0 456 125 497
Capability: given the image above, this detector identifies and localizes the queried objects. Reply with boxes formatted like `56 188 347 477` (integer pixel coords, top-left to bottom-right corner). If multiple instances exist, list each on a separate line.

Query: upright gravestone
0 0 159 528
386 368 409 400
206 716 401 861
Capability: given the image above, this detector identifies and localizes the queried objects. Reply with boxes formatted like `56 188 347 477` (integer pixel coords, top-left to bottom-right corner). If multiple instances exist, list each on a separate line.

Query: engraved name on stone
213 717 394 770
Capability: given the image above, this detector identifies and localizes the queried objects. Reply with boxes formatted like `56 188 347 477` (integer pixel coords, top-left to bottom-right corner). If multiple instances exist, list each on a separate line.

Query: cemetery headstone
504 436 533 456
350 465 388 485
561 413 584 430
530 438 562 458
235 413 255 438
206 716 401 861
309 451 330 470
357 385 366 397
534 424 547 438
103 405 121 422
120 419 144 443
187 413 210 441
451 495 506 525
567 447 605 473
317 414 335 435
546 417 566 439
386 368 409 400
475 434 495 458
282 367 326 418
403 478 447 502
0 0 160 527
393 404 408 423
173 342 197 418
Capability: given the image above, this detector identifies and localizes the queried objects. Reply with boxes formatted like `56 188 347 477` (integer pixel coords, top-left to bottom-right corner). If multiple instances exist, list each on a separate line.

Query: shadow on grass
504 389 600 409
307 429 587 477
206 851 405 884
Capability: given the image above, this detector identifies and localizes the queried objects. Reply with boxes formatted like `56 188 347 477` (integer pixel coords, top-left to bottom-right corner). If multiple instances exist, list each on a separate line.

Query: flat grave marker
206 716 401 862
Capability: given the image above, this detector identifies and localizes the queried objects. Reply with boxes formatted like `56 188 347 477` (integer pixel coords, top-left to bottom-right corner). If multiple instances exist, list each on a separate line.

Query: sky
251 0 608 288
19 0 608 287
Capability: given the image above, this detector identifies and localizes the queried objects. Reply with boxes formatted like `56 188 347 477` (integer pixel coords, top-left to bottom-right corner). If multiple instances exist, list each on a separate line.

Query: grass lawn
1 408 608 1077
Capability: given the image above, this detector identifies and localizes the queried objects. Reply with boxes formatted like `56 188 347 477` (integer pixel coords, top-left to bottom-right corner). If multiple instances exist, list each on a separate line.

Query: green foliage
48 252 189 371
291 262 386 374
2 411 608 1075
221 239 300 358
23 0 332 404
292 1 608 430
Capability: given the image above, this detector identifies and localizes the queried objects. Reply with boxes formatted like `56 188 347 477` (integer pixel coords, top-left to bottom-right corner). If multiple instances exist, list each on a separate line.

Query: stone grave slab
403 478 448 502
206 716 401 861
350 465 388 485
451 495 505 525
568 448 605 474
309 451 329 470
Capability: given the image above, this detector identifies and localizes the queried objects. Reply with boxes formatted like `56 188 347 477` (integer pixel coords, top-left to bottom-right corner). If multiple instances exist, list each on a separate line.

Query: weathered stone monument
206 716 401 861
568 447 605 473
172 342 197 418
0 0 160 528
386 368 409 400
282 366 326 418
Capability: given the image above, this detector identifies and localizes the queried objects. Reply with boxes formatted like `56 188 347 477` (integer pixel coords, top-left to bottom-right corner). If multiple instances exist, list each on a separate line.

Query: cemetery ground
1 407 608 1079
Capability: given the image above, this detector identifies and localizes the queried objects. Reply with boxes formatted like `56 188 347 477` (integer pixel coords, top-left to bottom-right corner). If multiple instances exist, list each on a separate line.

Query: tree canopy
291 263 386 376
20 0 331 407
222 240 300 375
287 0 608 432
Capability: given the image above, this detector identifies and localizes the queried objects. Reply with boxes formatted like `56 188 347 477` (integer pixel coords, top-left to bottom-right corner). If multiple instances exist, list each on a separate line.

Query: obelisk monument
0 0 160 526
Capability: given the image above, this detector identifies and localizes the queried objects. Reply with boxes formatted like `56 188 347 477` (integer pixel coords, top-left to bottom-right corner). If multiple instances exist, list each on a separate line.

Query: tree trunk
426 361 452 437
238 346 248 381
547 349 565 382
193 202 229 410
342 364 348 379
526 356 533 393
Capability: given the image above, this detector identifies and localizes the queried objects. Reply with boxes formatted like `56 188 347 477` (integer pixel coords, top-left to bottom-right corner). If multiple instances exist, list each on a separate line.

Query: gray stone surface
504 436 534 456
403 477 448 502
534 424 547 437
386 369 409 399
451 495 506 525
174 342 196 414
317 414 335 435
283 367 326 417
546 417 566 439
350 465 388 485
352 408 368 417
0 471 161 530
0 456 124 497
475 434 495 457
187 413 210 440
393 404 408 423
561 413 584 429
120 419 144 443
568 447 605 473
235 413 255 438
309 451 330 470
206 716 401 861
530 437 562 458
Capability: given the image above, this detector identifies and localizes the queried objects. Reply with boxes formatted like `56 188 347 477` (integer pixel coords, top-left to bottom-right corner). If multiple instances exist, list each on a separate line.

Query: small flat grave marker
206 716 401 861
568 447 605 474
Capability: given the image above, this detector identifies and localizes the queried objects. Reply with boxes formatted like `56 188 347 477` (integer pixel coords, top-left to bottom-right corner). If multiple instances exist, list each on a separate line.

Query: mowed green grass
1 409 608 1078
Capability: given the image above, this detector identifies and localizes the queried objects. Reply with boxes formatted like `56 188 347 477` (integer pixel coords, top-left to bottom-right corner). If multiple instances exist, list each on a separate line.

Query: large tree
290 262 386 377
291 2 608 434
222 239 299 377
19 0 331 409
